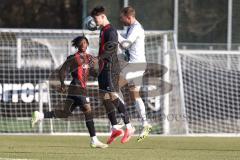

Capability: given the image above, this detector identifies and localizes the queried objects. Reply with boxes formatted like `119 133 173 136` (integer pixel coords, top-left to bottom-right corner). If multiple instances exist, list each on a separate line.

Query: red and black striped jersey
98 24 119 72
59 51 96 89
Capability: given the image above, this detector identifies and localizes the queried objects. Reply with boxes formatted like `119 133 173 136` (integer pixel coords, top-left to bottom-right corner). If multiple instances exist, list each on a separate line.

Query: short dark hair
121 6 135 17
91 6 106 17
71 36 89 48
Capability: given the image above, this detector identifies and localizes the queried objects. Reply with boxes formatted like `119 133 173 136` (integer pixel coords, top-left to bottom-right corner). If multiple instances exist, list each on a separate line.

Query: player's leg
130 86 148 125
110 72 129 125
109 70 136 143
118 73 129 88
108 92 135 144
123 64 149 125
31 96 75 128
129 85 152 142
121 63 152 141
98 70 124 144
100 92 124 144
129 69 152 141
80 98 108 148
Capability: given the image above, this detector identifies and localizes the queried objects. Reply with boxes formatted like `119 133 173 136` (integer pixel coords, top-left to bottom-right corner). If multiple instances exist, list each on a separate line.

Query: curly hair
71 36 89 48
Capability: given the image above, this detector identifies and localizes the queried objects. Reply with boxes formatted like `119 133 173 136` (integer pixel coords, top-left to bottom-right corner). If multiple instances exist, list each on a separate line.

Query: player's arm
88 54 98 68
118 26 140 49
58 56 71 92
118 32 127 43
88 55 99 77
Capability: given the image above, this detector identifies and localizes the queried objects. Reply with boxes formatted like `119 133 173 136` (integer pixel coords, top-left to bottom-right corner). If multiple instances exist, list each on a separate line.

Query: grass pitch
0 136 240 160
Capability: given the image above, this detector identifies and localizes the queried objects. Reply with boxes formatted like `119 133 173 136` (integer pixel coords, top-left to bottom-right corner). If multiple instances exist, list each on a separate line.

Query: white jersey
118 20 146 63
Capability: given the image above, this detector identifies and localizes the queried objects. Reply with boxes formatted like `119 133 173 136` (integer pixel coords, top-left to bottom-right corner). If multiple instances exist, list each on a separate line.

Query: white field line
0 158 37 160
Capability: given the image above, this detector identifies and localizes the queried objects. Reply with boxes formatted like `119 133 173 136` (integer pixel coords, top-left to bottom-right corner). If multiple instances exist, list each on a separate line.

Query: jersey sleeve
118 25 141 49
87 54 99 77
118 31 125 43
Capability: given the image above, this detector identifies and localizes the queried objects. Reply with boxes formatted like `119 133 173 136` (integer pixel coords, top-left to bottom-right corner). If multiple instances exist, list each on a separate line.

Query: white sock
112 125 119 130
126 123 133 129
143 121 149 127
134 98 148 125
39 112 44 120
91 136 98 142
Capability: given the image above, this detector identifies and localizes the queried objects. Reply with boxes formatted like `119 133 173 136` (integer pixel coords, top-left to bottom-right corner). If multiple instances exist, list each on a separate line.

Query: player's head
120 6 136 26
72 36 89 52
91 6 108 27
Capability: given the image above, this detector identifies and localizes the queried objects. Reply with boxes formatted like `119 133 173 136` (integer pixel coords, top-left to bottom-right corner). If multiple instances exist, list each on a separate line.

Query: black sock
85 112 96 137
103 99 118 126
44 111 55 118
112 98 130 124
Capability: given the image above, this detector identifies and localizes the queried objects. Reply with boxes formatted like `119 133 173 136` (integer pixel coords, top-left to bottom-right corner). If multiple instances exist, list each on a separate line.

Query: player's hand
60 84 67 93
119 40 132 50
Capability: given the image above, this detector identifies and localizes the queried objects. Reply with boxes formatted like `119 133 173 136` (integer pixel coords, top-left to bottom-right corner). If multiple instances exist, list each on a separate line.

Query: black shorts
66 95 90 112
98 69 119 92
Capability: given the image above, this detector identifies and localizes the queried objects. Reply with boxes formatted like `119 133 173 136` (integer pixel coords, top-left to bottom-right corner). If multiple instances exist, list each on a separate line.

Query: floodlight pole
124 0 129 7
227 0 232 51
82 0 87 29
227 0 233 70
174 0 179 42
123 0 129 30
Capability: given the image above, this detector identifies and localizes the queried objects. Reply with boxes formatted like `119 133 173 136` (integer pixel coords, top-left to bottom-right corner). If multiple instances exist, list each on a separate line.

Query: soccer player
118 6 152 142
91 6 135 144
31 36 108 149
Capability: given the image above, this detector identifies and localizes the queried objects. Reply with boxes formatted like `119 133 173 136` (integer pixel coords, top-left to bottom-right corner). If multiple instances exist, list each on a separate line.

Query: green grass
0 136 240 160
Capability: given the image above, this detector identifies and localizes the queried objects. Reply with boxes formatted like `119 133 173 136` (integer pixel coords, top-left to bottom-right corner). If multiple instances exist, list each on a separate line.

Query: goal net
0 29 185 135
178 49 240 135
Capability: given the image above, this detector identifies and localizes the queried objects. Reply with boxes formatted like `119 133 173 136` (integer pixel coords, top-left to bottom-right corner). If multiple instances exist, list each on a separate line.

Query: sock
112 98 130 124
112 125 120 130
43 111 55 118
91 136 98 142
126 123 133 129
134 98 148 125
103 99 118 126
143 121 149 126
85 112 96 137
86 120 96 137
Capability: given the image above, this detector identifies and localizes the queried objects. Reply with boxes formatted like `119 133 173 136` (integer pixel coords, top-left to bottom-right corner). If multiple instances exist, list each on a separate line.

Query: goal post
174 34 189 135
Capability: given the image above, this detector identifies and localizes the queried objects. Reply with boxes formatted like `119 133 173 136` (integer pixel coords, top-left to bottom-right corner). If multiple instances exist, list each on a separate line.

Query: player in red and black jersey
91 6 135 144
31 36 108 148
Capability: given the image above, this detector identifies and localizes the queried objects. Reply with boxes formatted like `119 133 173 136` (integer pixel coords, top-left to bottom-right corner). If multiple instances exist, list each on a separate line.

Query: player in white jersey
118 6 152 142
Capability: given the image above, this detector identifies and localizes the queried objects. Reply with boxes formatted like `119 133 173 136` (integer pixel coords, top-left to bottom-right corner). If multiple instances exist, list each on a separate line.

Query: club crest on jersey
82 64 90 69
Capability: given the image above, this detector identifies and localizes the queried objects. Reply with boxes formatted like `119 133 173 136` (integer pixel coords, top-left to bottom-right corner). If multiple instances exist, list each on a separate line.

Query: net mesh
179 51 240 133
0 29 180 135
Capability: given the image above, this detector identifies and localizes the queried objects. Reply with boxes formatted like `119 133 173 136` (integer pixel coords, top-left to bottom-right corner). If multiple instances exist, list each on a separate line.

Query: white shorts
120 63 147 87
